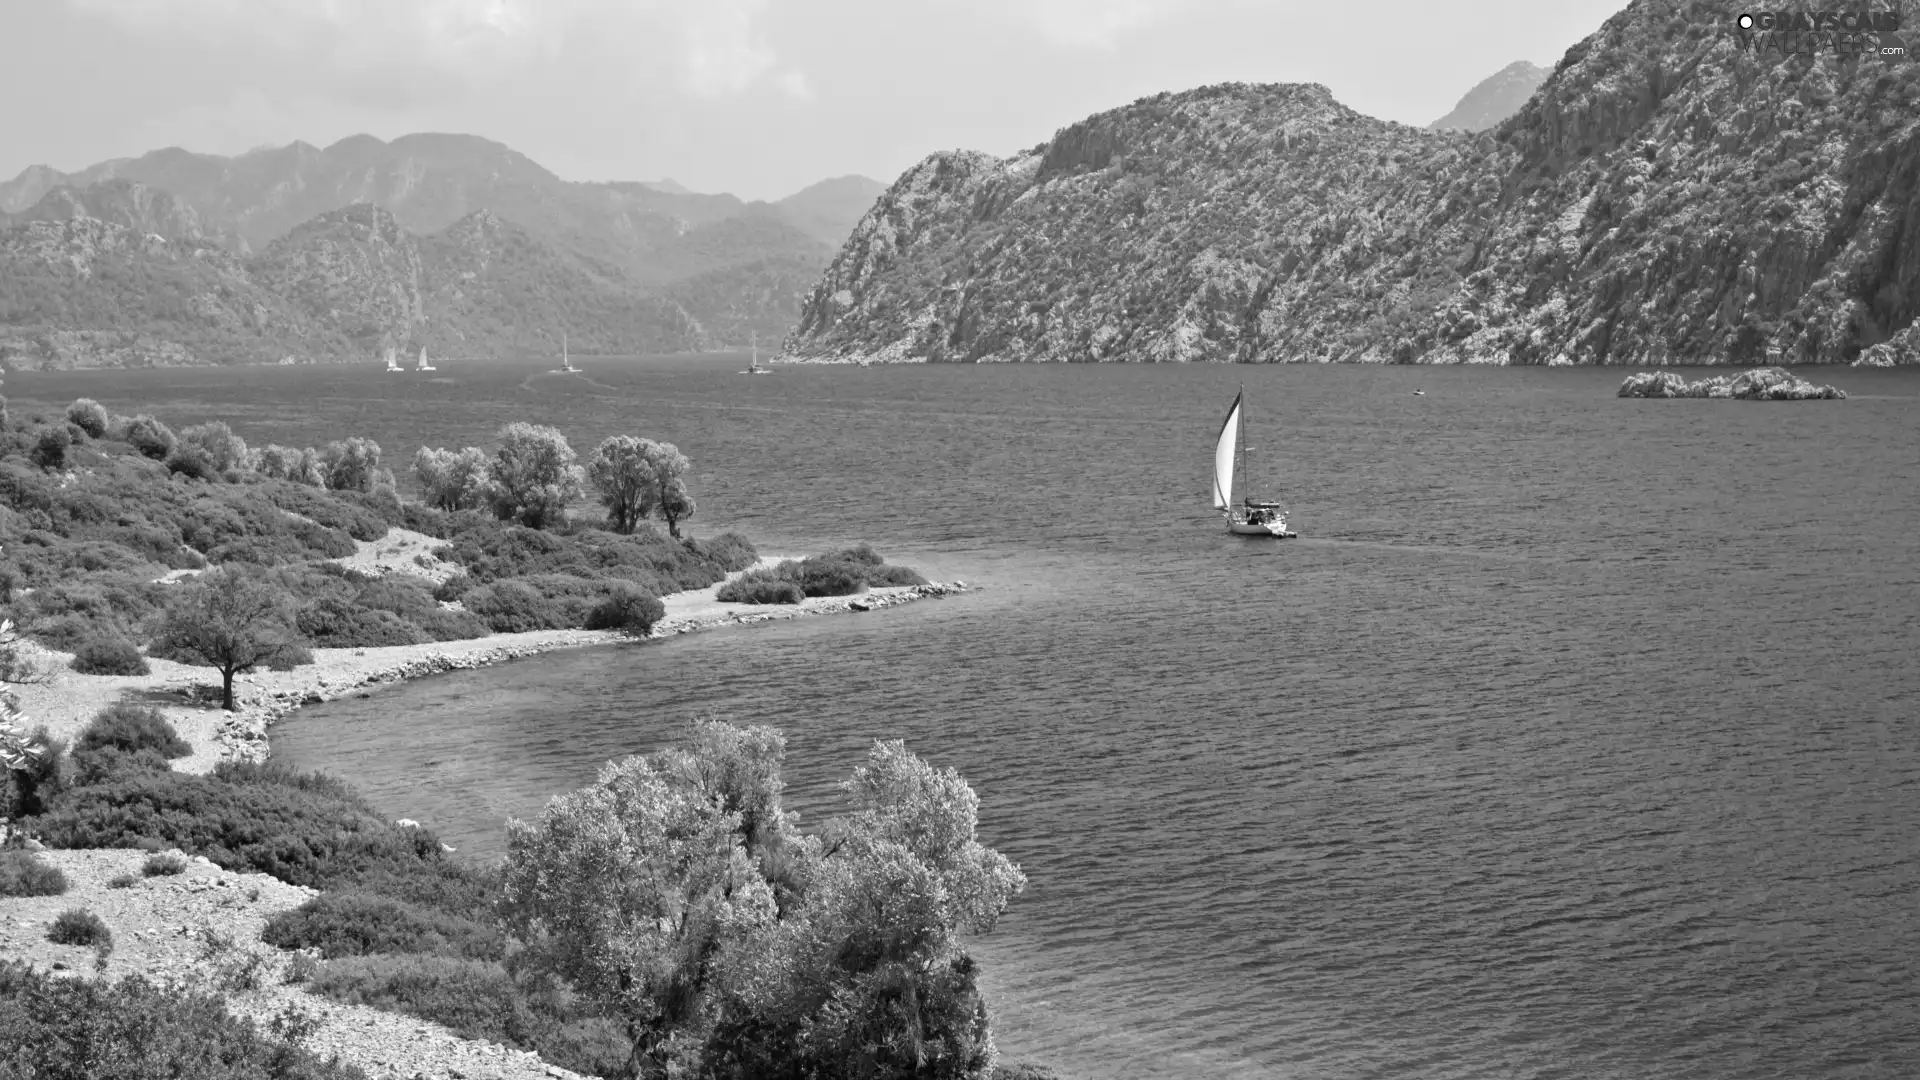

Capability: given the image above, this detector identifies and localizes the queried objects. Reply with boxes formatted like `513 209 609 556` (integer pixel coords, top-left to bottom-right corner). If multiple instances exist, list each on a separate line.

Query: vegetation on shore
715 544 929 605
0 396 772 710
2 702 1047 1079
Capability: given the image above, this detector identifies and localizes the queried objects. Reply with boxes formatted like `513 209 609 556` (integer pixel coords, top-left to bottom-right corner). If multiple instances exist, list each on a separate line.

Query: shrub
304 954 628 1078
583 582 666 635
0 961 369 1079
0 725 67 817
794 557 867 597
67 744 175 787
75 702 191 760
69 634 152 676
715 573 806 605
31 427 70 470
459 580 565 633
47 908 112 948
107 872 138 889
0 850 68 897
38 763 494 919
866 563 930 586
992 1066 1064 1080
143 852 189 877
262 891 507 962
167 442 219 481
66 399 109 439
684 531 759 572
123 415 177 460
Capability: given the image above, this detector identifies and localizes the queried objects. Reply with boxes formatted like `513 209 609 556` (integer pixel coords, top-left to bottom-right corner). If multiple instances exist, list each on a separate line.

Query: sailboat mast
1235 382 1246 514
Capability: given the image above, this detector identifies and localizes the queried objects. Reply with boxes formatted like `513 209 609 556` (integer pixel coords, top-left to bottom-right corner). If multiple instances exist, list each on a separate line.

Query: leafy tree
122 415 177 460
150 567 308 711
411 446 491 512
483 423 583 530
501 721 1025 1080
320 438 382 493
585 435 657 534
180 421 251 480
30 427 70 471
644 441 696 539
66 399 109 439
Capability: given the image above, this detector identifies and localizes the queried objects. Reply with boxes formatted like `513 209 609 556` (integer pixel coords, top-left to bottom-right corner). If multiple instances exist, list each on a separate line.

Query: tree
643 441 696 539
411 446 491 512
586 435 657 534
320 437 382 492
122 415 176 461
178 422 250 480
501 721 1026 1080
484 423 584 530
65 399 108 439
150 568 307 711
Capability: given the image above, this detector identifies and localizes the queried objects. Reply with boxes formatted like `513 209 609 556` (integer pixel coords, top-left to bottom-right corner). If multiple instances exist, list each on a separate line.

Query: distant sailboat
558 333 579 373
1213 386 1296 538
741 333 773 375
383 346 402 373
415 346 436 372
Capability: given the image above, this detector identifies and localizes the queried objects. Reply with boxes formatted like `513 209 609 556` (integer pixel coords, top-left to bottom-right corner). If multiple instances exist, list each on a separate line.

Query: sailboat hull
1229 521 1297 537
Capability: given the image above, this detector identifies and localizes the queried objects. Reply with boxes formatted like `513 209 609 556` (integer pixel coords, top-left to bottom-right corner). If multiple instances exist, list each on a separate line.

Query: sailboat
741 333 773 375
557 332 579 373
383 346 402 373
1213 386 1296 538
415 346 436 372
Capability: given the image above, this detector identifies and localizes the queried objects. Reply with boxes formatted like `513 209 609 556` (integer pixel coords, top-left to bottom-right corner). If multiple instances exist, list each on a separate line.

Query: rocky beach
1616 366 1848 400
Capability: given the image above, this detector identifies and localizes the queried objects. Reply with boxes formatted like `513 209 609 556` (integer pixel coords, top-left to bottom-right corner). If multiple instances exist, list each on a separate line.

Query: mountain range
0 135 887 368
786 0 1920 366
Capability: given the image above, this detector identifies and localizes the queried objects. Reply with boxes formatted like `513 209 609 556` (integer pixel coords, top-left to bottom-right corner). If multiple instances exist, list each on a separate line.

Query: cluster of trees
506 719 1029 1078
416 425 695 537
53 397 393 492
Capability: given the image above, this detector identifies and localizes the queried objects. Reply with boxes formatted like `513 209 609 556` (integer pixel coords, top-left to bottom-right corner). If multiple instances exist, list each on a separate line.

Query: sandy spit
16 548 971 771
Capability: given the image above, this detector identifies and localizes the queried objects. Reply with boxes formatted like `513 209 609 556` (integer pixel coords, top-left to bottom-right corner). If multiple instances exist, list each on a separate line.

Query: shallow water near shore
15 358 1920 1079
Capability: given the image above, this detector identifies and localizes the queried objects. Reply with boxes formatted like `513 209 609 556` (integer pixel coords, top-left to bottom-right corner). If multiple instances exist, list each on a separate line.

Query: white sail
1213 391 1241 510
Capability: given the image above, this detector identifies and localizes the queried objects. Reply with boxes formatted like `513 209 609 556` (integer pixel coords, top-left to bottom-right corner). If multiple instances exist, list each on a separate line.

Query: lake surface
13 358 1920 1079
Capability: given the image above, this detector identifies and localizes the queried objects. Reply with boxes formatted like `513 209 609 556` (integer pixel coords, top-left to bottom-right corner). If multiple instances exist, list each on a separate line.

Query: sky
3 0 1630 202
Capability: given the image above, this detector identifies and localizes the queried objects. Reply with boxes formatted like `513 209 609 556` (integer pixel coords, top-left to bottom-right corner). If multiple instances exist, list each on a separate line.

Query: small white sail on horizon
415 346 436 372
383 346 401 372
1213 390 1241 511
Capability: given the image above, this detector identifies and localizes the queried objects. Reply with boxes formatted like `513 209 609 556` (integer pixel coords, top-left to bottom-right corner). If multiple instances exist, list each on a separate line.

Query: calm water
14 359 1920 1079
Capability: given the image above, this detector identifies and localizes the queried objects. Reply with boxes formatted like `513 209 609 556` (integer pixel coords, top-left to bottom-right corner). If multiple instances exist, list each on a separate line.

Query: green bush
867 564 931 586
715 574 806 605
107 871 138 889
1 726 67 818
67 744 175 788
304 954 628 1079
459 579 567 633
143 852 189 877
683 531 760 572
37 762 493 919
31 427 70 470
0 850 68 897
47 908 111 948
123 415 177 461
583 581 666 634
75 702 191 760
0 961 369 1079
69 634 152 676
66 399 109 439
262 891 507 962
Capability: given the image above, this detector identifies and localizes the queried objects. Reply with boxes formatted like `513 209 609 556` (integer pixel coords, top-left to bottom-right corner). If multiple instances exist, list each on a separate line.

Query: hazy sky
4 0 1627 201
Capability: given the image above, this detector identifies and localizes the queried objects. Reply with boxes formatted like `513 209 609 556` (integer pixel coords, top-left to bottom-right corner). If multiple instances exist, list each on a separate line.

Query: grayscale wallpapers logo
1733 10 1907 55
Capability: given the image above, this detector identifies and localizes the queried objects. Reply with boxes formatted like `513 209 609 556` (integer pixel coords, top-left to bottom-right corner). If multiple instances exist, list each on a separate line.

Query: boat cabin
1241 499 1285 526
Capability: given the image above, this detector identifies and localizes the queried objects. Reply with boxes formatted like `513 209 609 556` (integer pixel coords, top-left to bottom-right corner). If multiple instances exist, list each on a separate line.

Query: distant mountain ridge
787 0 1920 366
0 135 888 364
1429 61 1548 132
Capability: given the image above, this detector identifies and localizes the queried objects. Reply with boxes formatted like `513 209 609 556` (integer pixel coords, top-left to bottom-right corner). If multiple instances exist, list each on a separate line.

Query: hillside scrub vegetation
0 402 770 663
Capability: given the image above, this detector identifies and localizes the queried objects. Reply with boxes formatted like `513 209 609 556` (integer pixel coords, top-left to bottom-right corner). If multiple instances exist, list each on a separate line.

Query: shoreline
13 554 970 773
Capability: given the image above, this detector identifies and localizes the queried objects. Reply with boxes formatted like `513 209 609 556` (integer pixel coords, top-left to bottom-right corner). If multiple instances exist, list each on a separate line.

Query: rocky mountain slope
0 202 706 368
1430 62 1549 132
788 0 1920 366
0 135 887 359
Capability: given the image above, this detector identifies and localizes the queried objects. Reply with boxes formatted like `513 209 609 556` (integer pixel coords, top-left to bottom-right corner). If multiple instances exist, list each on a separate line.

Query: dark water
14 359 1920 1079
